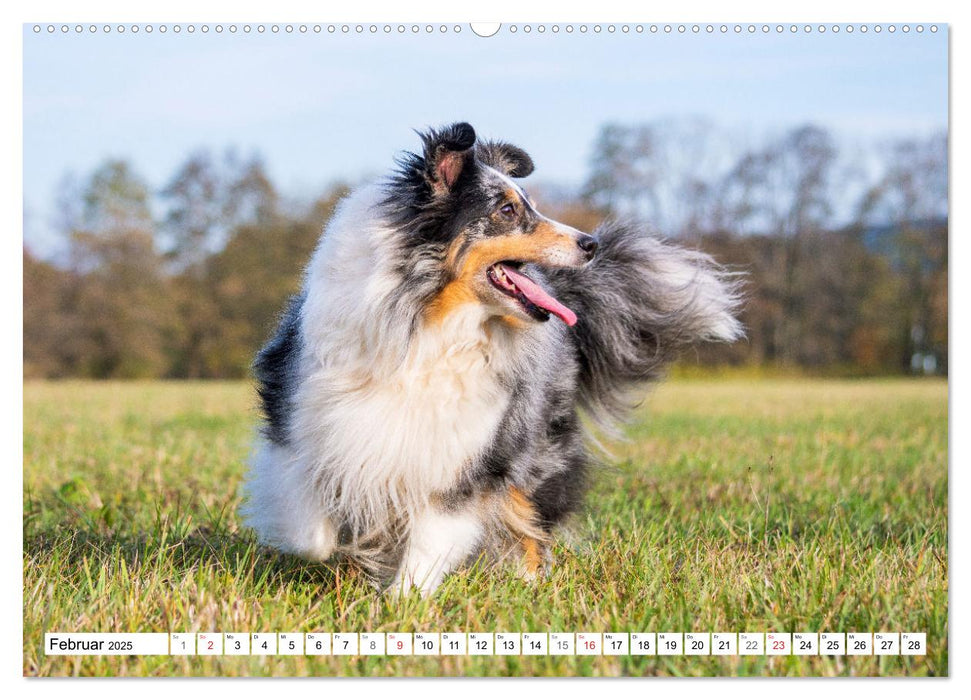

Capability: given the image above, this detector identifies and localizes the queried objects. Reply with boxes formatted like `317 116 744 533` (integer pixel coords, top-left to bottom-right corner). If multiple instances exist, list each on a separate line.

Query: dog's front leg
392 506 483 597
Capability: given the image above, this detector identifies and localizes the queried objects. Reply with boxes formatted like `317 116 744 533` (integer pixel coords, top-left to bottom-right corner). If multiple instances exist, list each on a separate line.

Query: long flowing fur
548 221 744 425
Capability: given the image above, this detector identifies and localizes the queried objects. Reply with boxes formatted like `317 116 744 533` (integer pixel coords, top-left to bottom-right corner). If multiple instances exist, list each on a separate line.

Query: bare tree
584 118 734 239
160 151 225 274
857 132 948 372
719 125 838 363
66 161 175 378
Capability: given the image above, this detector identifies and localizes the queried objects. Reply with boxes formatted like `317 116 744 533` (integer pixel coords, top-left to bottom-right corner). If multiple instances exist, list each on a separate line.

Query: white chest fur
292 308 513 533
289 185 524 534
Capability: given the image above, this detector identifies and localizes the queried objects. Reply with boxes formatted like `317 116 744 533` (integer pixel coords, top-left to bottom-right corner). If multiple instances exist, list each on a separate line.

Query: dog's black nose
577 234 598 258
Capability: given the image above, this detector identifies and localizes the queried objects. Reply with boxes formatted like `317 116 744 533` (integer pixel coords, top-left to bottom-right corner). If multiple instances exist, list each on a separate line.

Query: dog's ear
420 122 477 195
477 140 535 178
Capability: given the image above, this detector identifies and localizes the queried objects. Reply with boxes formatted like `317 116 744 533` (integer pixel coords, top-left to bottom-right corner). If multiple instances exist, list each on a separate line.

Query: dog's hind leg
503 487 551 581
242 441 339 562
392 505 484 597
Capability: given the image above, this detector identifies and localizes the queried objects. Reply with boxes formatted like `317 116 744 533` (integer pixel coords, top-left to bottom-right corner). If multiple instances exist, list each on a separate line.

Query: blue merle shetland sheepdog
242 123 742 595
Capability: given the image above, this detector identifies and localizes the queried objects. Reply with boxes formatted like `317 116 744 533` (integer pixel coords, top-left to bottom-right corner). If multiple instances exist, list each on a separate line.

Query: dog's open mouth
487 262 578 327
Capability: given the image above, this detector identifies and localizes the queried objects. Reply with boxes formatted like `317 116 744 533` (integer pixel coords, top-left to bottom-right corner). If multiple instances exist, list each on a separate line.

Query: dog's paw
388 566 445 599
517 564 542 583
516 538 551 583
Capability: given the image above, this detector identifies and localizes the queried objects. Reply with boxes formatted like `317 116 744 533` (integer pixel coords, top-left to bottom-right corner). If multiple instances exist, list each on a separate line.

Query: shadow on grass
22 527 352 593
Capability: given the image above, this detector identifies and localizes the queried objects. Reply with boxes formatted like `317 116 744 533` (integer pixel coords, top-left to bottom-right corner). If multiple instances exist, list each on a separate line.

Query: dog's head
384 122 597 327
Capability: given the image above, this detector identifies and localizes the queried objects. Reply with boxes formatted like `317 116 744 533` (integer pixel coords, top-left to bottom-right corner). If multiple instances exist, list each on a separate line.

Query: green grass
23 378 948 677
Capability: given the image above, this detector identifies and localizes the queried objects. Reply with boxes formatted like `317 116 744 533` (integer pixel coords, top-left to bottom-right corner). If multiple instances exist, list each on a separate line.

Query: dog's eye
499 203 517 219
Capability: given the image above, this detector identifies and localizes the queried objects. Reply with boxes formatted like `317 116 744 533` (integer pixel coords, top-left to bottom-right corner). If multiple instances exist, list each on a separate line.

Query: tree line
23 121 947 379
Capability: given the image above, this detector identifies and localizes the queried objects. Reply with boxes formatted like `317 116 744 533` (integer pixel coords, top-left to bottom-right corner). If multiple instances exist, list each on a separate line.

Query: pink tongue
500 264 578 327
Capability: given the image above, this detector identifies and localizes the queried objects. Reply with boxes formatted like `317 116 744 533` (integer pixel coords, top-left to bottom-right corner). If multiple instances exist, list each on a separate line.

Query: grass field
22 378 948 677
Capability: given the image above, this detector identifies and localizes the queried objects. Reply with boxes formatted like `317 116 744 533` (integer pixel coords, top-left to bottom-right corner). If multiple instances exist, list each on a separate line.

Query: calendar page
20 2 950 680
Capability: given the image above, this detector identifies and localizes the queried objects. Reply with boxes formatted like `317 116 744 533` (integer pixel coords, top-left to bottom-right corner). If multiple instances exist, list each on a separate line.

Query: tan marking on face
425 279 479 325
425 225 579 325
499 314 529 329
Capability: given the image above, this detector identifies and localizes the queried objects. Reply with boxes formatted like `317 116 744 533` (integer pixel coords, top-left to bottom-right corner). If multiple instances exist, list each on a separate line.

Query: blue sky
23 24 948 255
